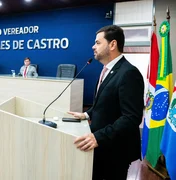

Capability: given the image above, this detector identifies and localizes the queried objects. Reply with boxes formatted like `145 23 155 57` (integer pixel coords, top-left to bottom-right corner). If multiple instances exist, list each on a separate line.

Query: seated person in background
19 57 38 78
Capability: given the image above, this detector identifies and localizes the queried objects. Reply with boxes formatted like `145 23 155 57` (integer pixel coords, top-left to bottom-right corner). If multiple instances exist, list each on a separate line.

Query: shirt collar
106 54 123 70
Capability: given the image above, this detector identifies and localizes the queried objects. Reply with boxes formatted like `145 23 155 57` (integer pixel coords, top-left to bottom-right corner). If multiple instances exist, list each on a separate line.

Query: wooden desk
0 75 84 112
0 97 93 180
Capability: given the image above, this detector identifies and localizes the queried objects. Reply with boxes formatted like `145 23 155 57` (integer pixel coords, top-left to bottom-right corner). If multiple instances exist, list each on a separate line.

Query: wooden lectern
0 97 93 180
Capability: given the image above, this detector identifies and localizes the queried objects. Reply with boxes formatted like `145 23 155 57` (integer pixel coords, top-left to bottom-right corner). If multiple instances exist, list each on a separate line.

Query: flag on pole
142 31 159 158
146 21 173 167
160 83 176 180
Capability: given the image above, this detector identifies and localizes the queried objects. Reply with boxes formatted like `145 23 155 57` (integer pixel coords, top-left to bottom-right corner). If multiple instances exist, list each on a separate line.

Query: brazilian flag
146 21 173 167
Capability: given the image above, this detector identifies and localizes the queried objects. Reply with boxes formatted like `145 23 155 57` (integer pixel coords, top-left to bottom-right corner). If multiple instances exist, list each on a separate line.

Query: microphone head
87 58 93 64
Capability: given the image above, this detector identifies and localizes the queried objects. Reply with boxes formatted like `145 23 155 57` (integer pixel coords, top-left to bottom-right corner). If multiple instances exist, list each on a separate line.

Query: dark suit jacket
87 56 144 166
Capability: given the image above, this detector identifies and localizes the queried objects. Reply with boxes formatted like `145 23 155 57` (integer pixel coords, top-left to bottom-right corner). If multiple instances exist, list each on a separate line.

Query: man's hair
24 57 30 61
96 25 124 53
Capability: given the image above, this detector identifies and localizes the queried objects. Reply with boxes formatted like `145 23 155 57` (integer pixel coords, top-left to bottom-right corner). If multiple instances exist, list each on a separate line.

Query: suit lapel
94 57 126 101
26 66 30 75
27 65 32 76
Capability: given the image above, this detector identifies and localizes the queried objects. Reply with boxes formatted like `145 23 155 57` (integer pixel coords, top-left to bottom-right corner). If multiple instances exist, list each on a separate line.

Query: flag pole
158 6 171 166
159 8 176 178
156 5 171 178
166 6 170 23
153 4 157 34
153 15 156 33
146 14 157 84
146 7 171 180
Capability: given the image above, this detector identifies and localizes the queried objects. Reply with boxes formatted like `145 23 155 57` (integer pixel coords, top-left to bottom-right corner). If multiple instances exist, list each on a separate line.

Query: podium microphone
39 58 93 128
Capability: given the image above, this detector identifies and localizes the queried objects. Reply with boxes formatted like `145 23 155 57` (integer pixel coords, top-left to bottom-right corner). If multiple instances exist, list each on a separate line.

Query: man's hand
68 111 86 120
74 133 98 151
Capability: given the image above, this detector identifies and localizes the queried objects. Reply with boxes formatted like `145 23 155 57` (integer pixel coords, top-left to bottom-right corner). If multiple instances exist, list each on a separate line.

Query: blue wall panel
0 4 113 105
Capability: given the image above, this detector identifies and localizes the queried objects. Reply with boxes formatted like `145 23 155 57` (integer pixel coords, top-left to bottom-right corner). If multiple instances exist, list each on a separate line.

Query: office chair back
56 64 76 78
30 64 38 73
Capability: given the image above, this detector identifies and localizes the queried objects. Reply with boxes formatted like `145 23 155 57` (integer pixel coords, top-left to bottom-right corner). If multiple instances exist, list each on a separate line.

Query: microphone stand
39 58 93 128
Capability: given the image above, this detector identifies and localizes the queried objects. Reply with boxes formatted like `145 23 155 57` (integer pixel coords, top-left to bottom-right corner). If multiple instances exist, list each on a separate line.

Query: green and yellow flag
146 21 173 167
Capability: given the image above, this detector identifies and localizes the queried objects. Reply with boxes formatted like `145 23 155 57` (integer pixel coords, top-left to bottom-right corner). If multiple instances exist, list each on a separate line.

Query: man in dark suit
19 57 38 78
68 25 144 180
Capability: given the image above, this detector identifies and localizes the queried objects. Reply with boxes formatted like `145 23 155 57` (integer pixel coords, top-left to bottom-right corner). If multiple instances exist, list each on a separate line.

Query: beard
94 46 110 61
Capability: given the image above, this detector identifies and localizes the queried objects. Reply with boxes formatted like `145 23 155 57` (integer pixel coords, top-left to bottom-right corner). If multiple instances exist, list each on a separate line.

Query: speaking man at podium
68 25 144 180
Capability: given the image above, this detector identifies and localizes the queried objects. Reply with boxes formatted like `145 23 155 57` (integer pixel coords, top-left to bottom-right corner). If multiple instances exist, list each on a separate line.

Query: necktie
97 66 108 91
24 66 28 77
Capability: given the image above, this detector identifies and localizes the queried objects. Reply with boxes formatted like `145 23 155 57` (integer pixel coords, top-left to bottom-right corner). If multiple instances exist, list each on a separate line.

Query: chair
56 64 76 78
31 64 38 73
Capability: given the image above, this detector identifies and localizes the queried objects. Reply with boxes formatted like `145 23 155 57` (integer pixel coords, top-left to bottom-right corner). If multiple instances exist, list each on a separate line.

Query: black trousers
92 150 129 180
92 162 129 180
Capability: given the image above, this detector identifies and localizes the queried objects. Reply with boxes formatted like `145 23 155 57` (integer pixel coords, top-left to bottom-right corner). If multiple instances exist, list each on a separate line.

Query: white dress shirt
84 54 124 119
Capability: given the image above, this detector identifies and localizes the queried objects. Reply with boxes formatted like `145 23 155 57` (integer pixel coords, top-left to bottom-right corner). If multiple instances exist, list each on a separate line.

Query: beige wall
155 0 176 79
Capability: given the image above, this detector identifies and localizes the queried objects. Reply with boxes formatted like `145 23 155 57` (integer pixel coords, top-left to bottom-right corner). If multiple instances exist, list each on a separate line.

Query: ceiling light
0 1 2 7
25 0 32 2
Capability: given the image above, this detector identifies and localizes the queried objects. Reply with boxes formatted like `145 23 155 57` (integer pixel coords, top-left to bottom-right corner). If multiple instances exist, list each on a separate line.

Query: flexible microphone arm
40 58 93 127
